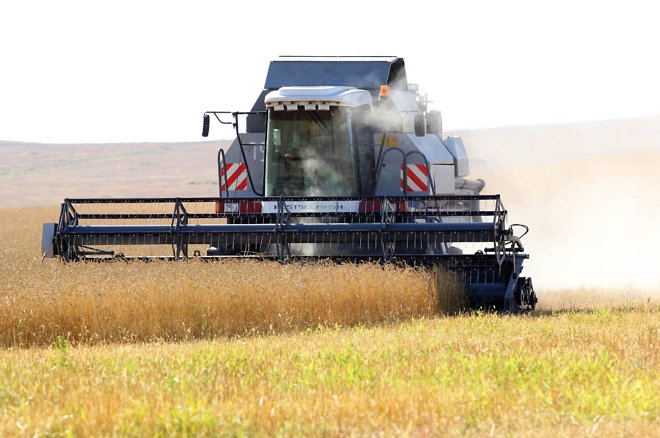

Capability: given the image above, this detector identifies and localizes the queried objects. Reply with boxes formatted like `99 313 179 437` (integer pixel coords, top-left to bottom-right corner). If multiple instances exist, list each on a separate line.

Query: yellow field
1 207 658 436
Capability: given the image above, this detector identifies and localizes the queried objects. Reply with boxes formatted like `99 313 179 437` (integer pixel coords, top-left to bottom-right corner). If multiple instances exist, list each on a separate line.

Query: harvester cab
204 56 475 199
43 56 537 313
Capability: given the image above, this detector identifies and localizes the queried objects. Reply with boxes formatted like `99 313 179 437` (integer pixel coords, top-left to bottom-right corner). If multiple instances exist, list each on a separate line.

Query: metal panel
264 57 406 91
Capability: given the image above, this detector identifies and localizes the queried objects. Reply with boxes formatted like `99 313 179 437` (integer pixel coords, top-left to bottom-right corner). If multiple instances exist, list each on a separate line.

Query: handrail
217 148 229 197
231 112 266 196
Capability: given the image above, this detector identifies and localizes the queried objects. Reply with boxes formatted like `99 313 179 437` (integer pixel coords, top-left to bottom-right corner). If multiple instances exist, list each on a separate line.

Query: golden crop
1 207 463 348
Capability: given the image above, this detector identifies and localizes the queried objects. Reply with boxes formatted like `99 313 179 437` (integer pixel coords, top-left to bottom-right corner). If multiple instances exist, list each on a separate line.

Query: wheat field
0 207 466 349
1 206 659 436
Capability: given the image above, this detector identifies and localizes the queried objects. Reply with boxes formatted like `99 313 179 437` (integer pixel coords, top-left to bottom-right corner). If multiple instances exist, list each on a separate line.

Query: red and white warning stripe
220 162 248 191
400 164 429 192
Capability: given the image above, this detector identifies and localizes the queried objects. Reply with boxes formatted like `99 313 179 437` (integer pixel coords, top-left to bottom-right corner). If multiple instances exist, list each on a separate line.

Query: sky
1 0 659 144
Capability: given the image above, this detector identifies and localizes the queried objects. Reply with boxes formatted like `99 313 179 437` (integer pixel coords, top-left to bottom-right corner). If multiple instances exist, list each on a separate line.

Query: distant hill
1 140 230 207
3 116 658 209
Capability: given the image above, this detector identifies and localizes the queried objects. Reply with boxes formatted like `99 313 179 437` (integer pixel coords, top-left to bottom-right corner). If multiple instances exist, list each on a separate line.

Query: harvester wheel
514 277 537 311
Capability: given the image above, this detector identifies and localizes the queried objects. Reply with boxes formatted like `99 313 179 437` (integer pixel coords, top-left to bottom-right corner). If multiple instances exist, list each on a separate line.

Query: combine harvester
42 56 537 312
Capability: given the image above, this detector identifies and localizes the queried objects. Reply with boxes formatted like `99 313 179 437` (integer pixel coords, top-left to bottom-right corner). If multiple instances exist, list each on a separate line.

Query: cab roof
264 56 408 91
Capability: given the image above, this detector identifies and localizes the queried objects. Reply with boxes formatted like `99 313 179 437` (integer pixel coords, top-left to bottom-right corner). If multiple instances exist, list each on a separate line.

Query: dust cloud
456 117 660 301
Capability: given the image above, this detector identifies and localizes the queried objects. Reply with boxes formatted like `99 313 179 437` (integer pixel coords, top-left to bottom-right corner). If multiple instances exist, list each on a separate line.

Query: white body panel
443 136 470 177
265 86 373 110
431 164 456 194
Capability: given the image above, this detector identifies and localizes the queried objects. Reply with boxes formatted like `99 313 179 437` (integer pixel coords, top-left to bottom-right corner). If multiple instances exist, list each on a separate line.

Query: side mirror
202 113 210 137
414 113 426 137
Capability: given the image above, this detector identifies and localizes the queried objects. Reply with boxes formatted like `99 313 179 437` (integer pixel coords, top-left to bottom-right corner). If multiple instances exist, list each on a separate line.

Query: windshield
265 107 357 196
